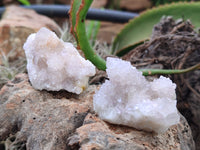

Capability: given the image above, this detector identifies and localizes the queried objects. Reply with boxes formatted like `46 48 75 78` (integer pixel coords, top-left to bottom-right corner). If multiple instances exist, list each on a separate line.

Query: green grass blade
86 20 101 46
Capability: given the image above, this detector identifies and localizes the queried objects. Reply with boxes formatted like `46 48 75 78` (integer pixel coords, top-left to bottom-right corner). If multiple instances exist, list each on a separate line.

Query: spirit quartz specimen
93 57 180 134
23 27 95 94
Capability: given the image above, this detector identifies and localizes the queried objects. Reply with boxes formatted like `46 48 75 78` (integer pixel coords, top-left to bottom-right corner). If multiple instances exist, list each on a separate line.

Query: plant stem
140 63 200 76
75 0 106 70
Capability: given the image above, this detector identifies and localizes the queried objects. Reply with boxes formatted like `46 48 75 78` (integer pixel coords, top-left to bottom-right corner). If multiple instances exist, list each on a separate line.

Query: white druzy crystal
23 27 95 94
93 57 180 134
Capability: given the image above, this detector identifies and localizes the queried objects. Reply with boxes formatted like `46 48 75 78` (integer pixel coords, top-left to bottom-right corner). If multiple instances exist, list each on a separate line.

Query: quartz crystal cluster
93 57 180 134
23 27 95 94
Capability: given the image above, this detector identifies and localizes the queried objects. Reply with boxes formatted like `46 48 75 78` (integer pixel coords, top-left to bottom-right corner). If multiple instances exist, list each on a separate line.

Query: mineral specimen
23 27 95 94
93 57 180 134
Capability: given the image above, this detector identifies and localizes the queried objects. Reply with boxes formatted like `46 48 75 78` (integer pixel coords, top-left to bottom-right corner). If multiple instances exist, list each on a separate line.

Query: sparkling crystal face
23 27 95 94
93 57 180 134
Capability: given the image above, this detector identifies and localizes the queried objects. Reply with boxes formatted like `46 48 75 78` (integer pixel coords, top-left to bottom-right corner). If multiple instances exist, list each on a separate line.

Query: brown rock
120 0 152 11
68 113 195 150
1 0 71 5
0 73 195 149
0 5 60 64
91 0 107 8
0 73 95 149
97 21 125 44
106 0 151 11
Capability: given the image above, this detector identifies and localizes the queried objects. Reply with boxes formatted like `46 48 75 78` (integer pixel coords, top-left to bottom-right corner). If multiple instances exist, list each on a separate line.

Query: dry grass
0 49 26 88
59 21 113 59
93 41 113 59
59 22 76 45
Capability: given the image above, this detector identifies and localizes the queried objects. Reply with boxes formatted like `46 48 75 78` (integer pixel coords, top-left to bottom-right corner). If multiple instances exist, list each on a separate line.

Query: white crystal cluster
23 27 95 94
93 57 180 134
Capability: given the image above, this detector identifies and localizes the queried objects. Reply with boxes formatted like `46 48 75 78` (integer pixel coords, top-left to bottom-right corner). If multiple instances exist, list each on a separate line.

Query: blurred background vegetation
1 0 200 11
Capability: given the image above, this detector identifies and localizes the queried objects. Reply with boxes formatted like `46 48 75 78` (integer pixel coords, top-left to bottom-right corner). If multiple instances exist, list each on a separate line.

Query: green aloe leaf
69 0 82 42
112 2 200 56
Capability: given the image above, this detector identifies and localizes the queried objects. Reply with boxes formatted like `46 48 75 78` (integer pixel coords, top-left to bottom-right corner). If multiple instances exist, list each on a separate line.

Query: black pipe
0 5 139 23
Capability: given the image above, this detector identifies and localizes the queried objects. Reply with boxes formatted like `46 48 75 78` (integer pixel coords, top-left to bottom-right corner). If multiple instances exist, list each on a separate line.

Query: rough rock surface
68 113 194 150
97 22 125 44
0 73 195 149
0 0 71 5
123 17 200 149
0 5 60 64
91 0 107 8
0 73 95 149
119 0 151 11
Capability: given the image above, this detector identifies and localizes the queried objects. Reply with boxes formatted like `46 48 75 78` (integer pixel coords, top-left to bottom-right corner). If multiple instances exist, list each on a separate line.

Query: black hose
0 5 139 23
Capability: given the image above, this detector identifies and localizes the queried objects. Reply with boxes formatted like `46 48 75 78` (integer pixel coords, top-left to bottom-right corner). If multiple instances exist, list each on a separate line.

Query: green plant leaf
86 20 101 46
112 2 200 56
69 0 106 70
